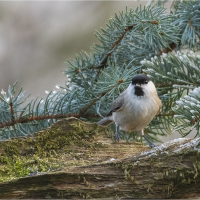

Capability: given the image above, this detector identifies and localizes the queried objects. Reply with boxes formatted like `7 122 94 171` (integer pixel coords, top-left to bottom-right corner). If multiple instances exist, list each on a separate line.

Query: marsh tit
97 74 162 148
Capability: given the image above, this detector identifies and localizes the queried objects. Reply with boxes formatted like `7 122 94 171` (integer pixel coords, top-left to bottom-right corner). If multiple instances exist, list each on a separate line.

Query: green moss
0 122 107 182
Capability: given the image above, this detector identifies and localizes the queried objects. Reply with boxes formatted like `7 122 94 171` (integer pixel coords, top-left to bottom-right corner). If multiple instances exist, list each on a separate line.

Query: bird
97 74 162 148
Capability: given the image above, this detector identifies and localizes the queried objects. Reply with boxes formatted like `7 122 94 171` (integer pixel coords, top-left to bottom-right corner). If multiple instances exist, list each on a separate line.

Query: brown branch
155 82 174 88
0 114 67 129
159 42 177 55
157 112 175 117
146 20 159 25
0 79 125 129
106 26 133 57
80 91 112 114
157 110 200 127
155 81 194 88
0 113 99 129
9 102 15 122
81 79 124 114
189 19 192 28
76 21 160 74
76 25 134 74
190 116 200 125
104 20 158 64
159 112 200 126
75 20 167 75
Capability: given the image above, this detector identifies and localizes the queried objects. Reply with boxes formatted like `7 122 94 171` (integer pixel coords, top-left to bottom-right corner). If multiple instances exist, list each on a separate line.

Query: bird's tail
97 117 114 126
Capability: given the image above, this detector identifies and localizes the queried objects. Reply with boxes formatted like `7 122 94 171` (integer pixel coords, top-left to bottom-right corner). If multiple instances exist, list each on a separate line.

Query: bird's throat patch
135 86 144 96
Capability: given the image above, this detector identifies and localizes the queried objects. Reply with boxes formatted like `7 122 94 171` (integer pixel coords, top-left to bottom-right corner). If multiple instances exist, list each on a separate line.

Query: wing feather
107 93 125 116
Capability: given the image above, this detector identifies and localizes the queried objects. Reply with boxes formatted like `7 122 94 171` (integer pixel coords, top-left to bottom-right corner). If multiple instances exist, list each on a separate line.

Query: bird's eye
145 81 148 84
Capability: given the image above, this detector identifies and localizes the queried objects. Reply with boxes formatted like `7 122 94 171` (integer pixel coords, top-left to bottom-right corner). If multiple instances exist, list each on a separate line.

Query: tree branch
0 118 200 199
81 79 124 114
158 42 177 55
9 102 15 122
76 20 162 74
157 111 175 117
0 113 99 129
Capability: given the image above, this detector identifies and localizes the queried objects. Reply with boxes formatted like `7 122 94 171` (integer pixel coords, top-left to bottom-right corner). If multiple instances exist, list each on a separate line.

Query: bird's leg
115 124 120 142
139 130 156 148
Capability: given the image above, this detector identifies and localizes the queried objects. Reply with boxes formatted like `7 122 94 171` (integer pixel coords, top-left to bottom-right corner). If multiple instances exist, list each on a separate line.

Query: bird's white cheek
143 81 157 95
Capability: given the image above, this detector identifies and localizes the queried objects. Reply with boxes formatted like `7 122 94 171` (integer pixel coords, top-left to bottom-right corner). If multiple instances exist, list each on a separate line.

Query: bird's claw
142 133 156 148
149 143 156 148
115 132 120 143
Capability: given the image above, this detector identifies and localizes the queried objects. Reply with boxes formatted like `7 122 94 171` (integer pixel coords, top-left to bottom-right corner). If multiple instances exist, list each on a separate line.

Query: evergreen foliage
173 0 200 48
0 0 200 141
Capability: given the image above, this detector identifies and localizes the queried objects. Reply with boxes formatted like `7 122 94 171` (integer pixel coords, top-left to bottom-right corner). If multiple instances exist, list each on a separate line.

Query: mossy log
0 117 200 199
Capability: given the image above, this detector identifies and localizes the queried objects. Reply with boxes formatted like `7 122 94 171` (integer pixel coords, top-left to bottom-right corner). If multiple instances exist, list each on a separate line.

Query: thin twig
157 112 175 117
159 42 177 55
77 25 134 74
9 102 15 122
190 117 200 125
81 79 124 114
0 79 125 129
76 21 161 74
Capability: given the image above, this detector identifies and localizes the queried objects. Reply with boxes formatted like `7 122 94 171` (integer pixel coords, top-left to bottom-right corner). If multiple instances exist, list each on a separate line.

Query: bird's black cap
132 74 150 85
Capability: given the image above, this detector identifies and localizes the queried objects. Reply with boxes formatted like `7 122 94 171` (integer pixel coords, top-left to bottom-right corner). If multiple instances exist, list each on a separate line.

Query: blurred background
2 1 192 142
0 1 173 97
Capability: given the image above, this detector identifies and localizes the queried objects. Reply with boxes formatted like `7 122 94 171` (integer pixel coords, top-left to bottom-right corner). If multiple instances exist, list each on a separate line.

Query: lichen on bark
0 118 111 182
0 118 200 199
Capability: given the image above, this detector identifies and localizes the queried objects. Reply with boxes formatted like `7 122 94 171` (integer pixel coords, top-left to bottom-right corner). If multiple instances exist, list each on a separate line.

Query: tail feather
97 117 114 126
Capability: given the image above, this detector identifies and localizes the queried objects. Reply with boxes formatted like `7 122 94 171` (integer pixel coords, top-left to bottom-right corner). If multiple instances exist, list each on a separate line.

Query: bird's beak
135 83 141 87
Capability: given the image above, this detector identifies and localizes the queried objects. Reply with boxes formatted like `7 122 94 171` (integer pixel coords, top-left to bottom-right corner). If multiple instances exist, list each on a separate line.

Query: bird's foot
142 134 156 148
114 124 120 143
149 143 156 148
115 132 120 143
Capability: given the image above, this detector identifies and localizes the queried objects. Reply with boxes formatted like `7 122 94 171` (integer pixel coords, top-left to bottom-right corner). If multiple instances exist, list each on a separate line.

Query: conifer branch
173 0 200 48
157 112 175 117
0 113 100 129
0 114 66 129
98 26 133 69
1 2 200 141
69 6 179 77
81 78 124 114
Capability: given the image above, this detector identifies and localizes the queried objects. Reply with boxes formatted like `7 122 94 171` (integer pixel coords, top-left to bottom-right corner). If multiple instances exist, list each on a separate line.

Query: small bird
97 74 162 148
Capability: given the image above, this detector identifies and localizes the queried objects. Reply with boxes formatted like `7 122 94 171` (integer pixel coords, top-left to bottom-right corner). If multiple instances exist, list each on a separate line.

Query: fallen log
0 117 200 199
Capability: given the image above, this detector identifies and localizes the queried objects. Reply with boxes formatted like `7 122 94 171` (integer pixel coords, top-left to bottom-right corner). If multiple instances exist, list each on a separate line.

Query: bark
0 117 200 199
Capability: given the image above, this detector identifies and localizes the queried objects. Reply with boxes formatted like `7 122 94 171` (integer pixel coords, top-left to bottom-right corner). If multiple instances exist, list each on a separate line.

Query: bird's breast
113 96 159 132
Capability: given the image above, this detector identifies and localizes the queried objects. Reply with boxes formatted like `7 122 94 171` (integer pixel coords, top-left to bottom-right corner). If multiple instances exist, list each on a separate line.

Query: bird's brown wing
107 93 125 116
